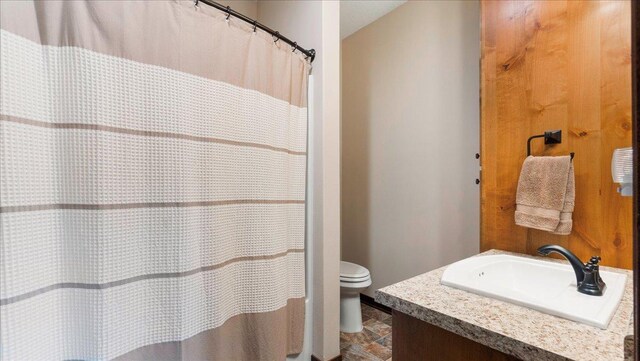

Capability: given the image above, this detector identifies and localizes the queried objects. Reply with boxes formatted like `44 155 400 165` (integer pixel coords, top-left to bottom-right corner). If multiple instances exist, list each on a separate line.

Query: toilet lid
340 275 371 283
340 261 370 279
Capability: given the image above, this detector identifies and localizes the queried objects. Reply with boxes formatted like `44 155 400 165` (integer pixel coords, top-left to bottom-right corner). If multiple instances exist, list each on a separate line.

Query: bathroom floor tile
361 304 391 322
363 318 391 338
376 334 392 348
364 342 392 360
340 327 380 347
341 344 384 361
341 304 393 360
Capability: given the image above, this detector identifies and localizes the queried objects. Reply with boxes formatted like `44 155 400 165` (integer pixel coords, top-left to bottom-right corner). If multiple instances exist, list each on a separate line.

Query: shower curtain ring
273 32 280 43
253 20 257 32
193 0 199 9
292 42 297 52
225 6 231 20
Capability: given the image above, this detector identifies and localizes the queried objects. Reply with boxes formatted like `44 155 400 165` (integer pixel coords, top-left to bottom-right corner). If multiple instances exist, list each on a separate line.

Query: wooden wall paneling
522 1 571 255
599 0 633 268
481 0 530 254
566 0 604 265
632 0 639 357
480 0 633 269
631 1 640 354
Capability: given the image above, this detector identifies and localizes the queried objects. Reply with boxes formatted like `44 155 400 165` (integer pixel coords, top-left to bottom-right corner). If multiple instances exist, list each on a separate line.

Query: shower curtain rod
196 0 316 62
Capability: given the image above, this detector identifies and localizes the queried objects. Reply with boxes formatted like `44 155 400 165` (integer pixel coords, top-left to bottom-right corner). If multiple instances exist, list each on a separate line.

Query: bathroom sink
440 254 627 329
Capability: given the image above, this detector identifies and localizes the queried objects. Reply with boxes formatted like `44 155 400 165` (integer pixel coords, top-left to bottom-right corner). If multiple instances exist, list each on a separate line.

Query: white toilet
339 261 372 333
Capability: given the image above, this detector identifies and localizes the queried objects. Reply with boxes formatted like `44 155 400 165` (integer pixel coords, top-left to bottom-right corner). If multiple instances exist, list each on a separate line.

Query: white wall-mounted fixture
611 147 633 196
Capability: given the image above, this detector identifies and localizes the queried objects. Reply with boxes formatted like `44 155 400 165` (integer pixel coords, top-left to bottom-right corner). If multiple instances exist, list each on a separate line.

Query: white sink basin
440 254 627 329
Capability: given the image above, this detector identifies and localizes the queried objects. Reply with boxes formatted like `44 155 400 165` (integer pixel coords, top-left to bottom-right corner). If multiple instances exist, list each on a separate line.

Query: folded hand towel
552 163 574 235
514 155 575 234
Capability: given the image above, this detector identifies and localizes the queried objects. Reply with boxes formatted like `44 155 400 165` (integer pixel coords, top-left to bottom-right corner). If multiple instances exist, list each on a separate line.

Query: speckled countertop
375 250 634 361
624 316 635 361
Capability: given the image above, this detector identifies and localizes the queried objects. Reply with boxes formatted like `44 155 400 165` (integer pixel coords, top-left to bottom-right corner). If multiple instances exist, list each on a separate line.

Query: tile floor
340 303 393 361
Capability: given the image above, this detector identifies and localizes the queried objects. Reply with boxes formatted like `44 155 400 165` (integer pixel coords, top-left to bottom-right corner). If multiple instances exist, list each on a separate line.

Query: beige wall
259 2 341 360
216 0 257 19
341 0 481 298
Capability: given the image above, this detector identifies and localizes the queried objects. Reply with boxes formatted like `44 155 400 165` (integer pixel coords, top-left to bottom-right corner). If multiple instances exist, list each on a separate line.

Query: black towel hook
526 130 574 160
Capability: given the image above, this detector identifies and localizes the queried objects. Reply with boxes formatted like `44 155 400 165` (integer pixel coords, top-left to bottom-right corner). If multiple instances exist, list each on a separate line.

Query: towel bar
527 130 575 160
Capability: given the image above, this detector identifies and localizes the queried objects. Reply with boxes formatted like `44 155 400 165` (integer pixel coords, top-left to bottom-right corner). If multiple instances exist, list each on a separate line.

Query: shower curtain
0 1 309 360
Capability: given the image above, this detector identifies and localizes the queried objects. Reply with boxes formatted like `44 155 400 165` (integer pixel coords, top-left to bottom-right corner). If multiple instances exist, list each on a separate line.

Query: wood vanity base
392 310 520 361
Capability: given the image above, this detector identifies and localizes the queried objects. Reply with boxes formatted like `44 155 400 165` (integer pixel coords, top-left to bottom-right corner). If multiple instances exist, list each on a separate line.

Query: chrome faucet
537 245 606 296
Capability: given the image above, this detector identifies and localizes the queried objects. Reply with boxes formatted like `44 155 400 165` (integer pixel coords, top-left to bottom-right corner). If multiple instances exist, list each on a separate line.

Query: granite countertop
375 249 634 361
624 316 635 361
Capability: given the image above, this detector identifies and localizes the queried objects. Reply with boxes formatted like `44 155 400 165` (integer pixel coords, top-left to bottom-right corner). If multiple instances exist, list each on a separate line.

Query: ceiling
340 0 407 39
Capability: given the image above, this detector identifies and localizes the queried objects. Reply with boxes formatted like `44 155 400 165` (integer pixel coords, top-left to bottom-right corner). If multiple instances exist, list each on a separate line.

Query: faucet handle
588 256 601 265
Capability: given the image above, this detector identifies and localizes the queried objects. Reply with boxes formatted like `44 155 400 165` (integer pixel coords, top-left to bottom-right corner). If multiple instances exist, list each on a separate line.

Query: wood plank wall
480 0 633 268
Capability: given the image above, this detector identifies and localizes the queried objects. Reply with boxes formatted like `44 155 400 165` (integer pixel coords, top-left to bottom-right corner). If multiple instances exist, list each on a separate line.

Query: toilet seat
340 278 372 289
340 275 371 283
340 261 371 288
340 261 370 279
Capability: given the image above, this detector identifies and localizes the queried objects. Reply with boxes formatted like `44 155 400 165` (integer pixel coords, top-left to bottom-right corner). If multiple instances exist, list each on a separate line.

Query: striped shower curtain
0 1 309 360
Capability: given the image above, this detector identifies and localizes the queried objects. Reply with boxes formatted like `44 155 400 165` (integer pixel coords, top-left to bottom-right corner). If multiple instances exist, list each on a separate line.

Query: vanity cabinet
392 310 519 361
